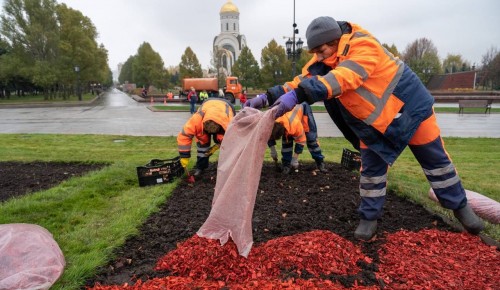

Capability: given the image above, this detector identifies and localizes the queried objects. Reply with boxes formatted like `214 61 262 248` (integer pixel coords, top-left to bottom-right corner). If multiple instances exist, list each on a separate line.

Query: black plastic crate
136 157 184 187
341 148 361 171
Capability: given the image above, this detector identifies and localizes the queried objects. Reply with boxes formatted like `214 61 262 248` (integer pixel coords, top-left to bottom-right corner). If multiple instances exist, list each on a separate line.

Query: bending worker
178 98 235 177
246 16 484 240
268 102 327 174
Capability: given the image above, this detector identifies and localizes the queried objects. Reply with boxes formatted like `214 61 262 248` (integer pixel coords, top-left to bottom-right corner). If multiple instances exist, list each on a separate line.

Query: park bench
458 99 492 114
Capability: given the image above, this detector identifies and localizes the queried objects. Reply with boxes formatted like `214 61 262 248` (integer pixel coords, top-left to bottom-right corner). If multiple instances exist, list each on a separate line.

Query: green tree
443 54 470 73
231 46 260 90
1 0 60 98
179 46 202 79
132 42 165 89
118 56 135 84
260 39 291 89
57 4 109 98
401 38 442 85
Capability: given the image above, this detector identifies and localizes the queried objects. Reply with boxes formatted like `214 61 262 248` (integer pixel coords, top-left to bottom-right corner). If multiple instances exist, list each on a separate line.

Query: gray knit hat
306 16 341 50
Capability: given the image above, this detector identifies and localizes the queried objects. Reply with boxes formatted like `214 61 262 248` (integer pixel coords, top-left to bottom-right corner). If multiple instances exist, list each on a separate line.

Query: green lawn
0 134 498 289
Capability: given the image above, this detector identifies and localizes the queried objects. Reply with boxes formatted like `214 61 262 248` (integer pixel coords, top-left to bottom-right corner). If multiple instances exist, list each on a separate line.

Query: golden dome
220 0 239 13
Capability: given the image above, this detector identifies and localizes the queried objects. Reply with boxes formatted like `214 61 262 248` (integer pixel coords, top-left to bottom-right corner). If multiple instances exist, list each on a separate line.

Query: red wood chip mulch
155 230 367 281
89 229 499 289
377 229 500 289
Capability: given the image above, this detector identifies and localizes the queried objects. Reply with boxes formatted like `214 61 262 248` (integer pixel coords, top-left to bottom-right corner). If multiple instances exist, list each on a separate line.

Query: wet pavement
0 89 499 138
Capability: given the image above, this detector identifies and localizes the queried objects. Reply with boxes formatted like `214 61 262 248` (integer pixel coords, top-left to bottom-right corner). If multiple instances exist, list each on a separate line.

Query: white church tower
213 0 247 76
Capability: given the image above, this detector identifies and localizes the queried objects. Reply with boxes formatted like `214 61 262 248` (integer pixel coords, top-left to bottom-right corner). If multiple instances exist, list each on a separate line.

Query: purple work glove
272 90 298 118
244 93 268 109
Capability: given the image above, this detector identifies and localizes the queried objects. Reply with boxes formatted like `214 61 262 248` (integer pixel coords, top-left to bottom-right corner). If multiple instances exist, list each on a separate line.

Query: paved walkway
1 89 499 138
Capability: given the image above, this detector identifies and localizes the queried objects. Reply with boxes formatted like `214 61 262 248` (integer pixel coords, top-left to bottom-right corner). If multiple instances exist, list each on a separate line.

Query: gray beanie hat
306 16 342 50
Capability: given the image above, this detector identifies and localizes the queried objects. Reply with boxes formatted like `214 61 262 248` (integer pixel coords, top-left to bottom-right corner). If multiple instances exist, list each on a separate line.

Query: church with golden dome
213 0 247 76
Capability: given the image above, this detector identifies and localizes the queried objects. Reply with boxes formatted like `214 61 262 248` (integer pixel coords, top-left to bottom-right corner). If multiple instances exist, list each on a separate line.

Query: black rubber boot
193 168 203 177
453 204 484 235
317 161 328 172
281 165 291 175
354 219 377 241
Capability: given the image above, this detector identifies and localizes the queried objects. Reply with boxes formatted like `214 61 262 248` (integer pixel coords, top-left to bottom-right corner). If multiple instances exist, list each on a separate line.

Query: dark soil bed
84 162 463 288
0 161 106 202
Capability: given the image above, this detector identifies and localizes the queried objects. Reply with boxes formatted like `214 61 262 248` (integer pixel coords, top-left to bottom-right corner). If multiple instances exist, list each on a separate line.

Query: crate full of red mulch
136 157 184 187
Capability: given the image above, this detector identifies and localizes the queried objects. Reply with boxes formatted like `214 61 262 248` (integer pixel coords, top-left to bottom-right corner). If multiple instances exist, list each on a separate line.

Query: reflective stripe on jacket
177 99 235 158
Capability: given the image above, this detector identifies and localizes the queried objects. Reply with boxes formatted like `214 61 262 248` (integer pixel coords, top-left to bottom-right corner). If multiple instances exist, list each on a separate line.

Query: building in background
213 0 246 76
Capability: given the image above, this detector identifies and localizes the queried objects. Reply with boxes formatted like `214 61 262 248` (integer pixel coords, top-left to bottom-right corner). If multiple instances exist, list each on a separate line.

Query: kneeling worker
268 102 326 174
177 98 235 176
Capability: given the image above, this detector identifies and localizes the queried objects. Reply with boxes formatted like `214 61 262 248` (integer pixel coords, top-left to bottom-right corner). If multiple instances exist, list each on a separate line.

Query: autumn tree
179 46 203 79
231 46 260 90
401 38 442 85
443 54 470 73
210 47 227 88
260 39 291 89
480 46 500 90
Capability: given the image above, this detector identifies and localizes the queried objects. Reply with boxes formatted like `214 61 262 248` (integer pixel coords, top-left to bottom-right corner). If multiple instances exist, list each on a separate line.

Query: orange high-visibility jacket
276 104 307 146
177 99 235 158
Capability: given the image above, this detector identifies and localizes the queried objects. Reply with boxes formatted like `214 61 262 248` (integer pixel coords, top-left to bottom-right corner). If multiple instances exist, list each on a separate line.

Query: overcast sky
2 0 500 76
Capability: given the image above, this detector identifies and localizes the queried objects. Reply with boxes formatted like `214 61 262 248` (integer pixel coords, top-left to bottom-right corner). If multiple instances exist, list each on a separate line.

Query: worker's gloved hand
270 146 278 160
272 90 298 119
180 158 189 168
205 144 220 157
291 156 299 169
245 93 268 109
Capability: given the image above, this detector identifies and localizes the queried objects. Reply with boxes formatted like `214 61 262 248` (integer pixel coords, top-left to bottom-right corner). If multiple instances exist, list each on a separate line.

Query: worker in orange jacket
268 102 326 174
246 16 484 240
177 98 235 177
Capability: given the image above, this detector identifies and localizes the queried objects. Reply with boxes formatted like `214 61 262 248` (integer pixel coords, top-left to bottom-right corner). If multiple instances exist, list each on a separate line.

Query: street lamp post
74 66 81 101
285 0 304 77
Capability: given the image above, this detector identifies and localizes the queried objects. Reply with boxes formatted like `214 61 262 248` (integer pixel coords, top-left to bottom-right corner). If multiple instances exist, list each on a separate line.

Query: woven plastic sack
428 188 500 224
197 107 277 257
0 223 65 290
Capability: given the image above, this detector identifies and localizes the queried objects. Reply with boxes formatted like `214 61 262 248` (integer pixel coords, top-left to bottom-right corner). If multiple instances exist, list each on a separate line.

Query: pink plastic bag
0 223 65 290
197 107 277 257
428 188 500 224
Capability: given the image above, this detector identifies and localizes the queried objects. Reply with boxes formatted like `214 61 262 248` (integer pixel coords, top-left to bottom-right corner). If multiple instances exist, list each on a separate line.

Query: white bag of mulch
428 188 500 224
197 107 277 257
0 223 65 290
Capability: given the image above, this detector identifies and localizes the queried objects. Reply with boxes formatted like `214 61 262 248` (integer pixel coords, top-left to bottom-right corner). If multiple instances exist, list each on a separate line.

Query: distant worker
268 102 326 174
178 98 236 176
141 87 148 98
187 87 198 114
239 90 247 108
167 91 174 99
199 90 209 103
